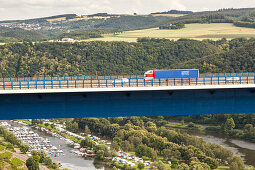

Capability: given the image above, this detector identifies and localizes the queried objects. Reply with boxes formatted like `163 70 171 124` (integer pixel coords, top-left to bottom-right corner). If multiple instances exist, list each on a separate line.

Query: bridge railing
0 76 255 90
200 72 255 77
0 72 254 83
0 75 144 82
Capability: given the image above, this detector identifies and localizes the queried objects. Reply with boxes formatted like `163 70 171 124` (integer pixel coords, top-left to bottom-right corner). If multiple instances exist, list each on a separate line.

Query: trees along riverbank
169 114 255 143
71 117 255 170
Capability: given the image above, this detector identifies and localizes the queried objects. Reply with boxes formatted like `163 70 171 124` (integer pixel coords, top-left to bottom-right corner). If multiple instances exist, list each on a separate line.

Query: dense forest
1 38 255 77
0 39 221 77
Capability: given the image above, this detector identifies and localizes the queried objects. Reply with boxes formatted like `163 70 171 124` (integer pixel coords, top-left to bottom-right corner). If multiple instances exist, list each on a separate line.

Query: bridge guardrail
0 76 255 90
0 75 143 82
0 72 255 83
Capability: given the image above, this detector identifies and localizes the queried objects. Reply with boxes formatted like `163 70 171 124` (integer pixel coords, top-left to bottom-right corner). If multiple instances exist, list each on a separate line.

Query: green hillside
0 30 47 41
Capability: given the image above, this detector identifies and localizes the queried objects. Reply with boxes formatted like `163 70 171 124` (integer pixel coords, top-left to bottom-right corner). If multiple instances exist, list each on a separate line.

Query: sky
0 0 255 21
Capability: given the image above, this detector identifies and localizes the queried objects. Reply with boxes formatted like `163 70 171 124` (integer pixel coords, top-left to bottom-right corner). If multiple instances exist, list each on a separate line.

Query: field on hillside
151 14 186 17
86 23 255 42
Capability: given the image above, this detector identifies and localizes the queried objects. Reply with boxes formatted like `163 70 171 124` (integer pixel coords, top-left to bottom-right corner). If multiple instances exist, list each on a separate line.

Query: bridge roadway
0 76 255 91
0 74 255 120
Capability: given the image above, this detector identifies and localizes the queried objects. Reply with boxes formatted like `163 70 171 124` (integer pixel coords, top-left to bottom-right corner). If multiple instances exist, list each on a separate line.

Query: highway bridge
0 72 255 120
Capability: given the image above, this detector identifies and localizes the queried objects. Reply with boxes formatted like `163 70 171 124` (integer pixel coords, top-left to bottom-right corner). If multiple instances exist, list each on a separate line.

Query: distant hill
151 10 193 15
165 8 255 23
0 8 255 42
0 30 47 41
0 14 77 24
93 15 169 29
0 26 22 33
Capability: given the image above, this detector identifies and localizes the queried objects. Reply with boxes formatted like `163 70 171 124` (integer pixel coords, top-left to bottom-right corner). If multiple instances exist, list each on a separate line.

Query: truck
144 69 199 81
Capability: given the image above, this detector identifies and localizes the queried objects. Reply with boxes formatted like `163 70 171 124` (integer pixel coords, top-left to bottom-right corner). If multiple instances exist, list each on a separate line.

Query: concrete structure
1 83 255 120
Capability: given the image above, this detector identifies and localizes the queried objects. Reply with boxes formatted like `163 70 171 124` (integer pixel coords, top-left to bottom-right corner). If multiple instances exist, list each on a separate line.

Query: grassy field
86 23 255 42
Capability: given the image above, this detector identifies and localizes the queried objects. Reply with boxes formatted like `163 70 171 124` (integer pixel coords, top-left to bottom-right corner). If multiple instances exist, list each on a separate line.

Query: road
12 150 49 170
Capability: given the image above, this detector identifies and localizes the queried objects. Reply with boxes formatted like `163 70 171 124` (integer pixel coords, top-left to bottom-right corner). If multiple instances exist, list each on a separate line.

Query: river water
187 130 255 166
34 129 99 170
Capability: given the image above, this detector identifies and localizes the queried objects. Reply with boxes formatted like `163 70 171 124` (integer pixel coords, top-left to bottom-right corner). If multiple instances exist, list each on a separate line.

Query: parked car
226 77 240 81
111 78 129 84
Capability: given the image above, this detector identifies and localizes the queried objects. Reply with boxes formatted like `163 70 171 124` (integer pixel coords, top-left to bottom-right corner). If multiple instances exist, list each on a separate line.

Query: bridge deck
1 72 255 82
0 76 255 94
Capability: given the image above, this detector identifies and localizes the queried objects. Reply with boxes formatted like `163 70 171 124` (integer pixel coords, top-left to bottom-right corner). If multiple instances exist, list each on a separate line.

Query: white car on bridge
226 77 240 81
111 78 129 84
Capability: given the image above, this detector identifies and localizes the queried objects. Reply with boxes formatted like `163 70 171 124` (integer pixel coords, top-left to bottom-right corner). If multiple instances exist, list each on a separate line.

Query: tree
6 143 14 151
121 140 134 152
224 118 235 134
84 125 91 135
150 161 167 170
32 119 42 125
135 144 146 157
80 137 95 148
112 167 118 170
229 155 245 170
171 158 179 169
66 121 79 132
162 149 181 160
95 150 104 160
145 121 157 132
187 122 196 128
146 147 158 161
189 160 210 170
20 144 30 154
138 162 145 170
181 119 185 125
113 137 122 145
178 163 189 170
26 155 40 170
111 141 120 151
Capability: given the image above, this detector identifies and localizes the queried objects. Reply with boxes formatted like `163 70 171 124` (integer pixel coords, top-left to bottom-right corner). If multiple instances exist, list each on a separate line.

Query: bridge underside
1 88 255 119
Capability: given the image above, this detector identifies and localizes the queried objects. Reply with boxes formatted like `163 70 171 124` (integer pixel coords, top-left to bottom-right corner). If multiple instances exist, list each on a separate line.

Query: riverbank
165 120 255 144
164 121 255 167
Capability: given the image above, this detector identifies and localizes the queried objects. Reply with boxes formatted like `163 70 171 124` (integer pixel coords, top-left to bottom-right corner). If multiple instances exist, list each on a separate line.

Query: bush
11 157 24 167
0 145 6 151
187 122 196 128
0 152 12 160
20 144 29 154
6 143 15 152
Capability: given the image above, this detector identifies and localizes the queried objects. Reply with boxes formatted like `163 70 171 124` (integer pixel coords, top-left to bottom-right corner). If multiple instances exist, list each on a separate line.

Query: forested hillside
0 39 220 77
0 30 47 41
175 38 255 72
1 38 255 77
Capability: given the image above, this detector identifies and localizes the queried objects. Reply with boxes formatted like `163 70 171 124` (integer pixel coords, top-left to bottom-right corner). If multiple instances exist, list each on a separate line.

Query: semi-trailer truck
144 69 199 81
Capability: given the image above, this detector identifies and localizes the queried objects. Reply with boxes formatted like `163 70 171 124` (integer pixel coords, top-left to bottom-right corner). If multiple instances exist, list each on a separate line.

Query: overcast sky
0 0 255 21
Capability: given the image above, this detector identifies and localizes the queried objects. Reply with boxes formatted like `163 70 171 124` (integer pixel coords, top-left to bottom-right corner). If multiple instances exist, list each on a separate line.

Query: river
32 126 113 170
186 130 255 166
